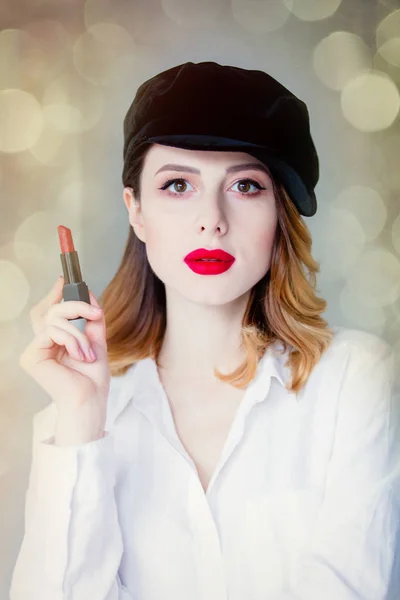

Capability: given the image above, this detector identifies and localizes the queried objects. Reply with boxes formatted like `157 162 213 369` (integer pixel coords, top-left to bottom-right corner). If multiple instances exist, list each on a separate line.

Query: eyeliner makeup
57 225 90 333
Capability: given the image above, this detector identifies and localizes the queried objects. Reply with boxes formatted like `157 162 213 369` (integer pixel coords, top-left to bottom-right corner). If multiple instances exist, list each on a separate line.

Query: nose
196 192 228 235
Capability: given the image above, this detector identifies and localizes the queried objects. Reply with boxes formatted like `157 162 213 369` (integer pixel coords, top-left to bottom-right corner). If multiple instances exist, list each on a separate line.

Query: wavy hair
98 144 335 394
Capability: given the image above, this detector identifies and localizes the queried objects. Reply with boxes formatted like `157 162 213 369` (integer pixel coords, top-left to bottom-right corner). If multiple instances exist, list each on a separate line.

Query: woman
11 61 399 600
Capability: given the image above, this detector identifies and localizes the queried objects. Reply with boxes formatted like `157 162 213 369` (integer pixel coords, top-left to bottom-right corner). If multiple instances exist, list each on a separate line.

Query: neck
157 288 251 382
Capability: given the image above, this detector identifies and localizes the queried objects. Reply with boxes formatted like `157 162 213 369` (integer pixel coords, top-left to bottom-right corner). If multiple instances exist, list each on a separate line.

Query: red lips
184 248 235 262
183 248 235 275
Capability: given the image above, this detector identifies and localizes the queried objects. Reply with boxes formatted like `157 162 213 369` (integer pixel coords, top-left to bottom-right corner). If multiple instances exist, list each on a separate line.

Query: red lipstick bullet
57 225 91 333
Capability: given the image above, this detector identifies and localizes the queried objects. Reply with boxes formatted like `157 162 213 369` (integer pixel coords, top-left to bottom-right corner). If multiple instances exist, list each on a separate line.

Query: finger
46 297 107 355
20 324 87 374
45 299 103 326
88 290 102 309
78 290 107 349
19 325 92 401
50 316 97 361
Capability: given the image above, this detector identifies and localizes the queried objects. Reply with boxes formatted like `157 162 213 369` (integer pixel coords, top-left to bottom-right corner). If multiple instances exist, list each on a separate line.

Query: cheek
142 216 180 267
244 197 277 248
252 221 278 257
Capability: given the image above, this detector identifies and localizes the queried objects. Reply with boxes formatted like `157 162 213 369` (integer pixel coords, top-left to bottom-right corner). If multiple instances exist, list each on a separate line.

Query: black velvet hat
123 61 319 217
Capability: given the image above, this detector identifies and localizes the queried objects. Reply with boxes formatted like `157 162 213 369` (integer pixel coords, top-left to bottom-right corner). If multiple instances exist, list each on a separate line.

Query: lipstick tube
58 225 91 333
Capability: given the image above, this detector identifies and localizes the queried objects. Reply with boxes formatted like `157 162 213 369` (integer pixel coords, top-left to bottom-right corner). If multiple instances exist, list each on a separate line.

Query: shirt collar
106 340 294 429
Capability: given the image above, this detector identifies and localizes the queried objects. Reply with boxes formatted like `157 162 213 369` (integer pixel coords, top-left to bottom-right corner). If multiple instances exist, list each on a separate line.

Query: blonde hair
99 145 334 394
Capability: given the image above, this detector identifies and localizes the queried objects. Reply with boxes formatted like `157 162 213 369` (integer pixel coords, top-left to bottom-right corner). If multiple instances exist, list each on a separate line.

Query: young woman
11 62 399 600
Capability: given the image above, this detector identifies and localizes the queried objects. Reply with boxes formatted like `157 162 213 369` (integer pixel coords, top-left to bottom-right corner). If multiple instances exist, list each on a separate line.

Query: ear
123 187 146 243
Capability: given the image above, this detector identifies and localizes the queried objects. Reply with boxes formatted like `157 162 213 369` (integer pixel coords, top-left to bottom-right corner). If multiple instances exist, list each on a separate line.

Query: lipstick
184 247 235 275
185 260 234 275
57 225 91 333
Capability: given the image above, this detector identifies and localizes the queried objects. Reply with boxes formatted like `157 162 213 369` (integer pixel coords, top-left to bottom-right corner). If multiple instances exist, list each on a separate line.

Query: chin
171 282 253 307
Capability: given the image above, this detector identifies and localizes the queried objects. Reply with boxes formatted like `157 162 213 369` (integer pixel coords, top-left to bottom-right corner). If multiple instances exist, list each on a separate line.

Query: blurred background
1 0 400 595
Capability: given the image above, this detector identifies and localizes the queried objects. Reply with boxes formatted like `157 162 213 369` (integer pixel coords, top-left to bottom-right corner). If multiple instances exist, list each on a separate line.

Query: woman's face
123 143 278 306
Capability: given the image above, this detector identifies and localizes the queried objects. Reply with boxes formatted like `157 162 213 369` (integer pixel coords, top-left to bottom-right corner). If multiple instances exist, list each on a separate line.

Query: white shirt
10 325 400 600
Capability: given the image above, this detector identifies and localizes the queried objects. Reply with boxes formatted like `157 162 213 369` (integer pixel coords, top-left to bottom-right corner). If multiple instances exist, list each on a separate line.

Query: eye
158 177 266 197
231 179 266 196
158 178 194 195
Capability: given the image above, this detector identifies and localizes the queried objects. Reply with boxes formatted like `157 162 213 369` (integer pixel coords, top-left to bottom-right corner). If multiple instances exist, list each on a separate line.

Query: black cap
123 61 319 217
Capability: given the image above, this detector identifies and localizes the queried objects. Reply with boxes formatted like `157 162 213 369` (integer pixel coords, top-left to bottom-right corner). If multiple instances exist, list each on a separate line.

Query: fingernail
88 348 97 360
91 306 102 313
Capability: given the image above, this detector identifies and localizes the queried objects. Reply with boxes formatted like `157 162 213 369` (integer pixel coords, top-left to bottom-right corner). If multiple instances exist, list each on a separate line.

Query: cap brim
148 134 316 217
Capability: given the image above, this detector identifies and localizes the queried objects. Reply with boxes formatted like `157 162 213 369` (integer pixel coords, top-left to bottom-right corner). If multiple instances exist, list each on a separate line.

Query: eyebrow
154 162 270 176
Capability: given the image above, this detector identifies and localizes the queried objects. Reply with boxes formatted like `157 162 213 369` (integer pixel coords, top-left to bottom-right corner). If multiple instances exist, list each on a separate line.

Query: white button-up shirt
10 326 400 600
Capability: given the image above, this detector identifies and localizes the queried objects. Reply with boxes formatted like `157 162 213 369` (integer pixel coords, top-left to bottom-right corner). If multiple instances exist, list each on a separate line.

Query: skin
123 143 278 383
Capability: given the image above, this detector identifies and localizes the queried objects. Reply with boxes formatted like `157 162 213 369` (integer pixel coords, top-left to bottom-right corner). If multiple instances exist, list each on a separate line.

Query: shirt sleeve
9 402 133 600
273 335 400 600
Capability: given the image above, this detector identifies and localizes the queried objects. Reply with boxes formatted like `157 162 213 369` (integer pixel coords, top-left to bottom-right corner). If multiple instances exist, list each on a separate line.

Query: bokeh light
0 261 30 322
283 0 342 22
72 22 137 85
373 45 400 85
43 72 104 132
0 89 44 153
378 37 400 68
161 0 226 27
28 129 78 167
13 211 82 285
29 114 76 166
0 22 70 91
231 0 293 33
347 248 400 308
376 9 400 67
0 29 42 89
313 32 371 90
84 0 127 27
332 185 387 242
55 179 101 225
340 70 400 131
339 283 386 333
23 19 72 83
314 205 366 280
42 104 83 134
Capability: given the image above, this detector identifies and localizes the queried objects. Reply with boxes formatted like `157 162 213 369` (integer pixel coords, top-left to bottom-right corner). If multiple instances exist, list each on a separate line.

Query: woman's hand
19 276 111 445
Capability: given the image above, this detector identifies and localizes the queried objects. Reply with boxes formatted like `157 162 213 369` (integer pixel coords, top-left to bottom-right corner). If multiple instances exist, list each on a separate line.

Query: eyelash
158 177 266 197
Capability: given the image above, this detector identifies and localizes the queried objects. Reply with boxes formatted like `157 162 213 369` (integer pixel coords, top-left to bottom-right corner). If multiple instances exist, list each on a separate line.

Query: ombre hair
99 144 335 394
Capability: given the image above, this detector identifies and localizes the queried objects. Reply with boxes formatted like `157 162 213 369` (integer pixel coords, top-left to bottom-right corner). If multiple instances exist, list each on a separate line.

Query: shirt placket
131 357 276 600
160 373 275 600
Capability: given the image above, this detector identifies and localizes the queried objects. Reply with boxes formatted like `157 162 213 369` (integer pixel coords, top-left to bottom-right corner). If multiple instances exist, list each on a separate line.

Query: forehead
143 143 267 172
